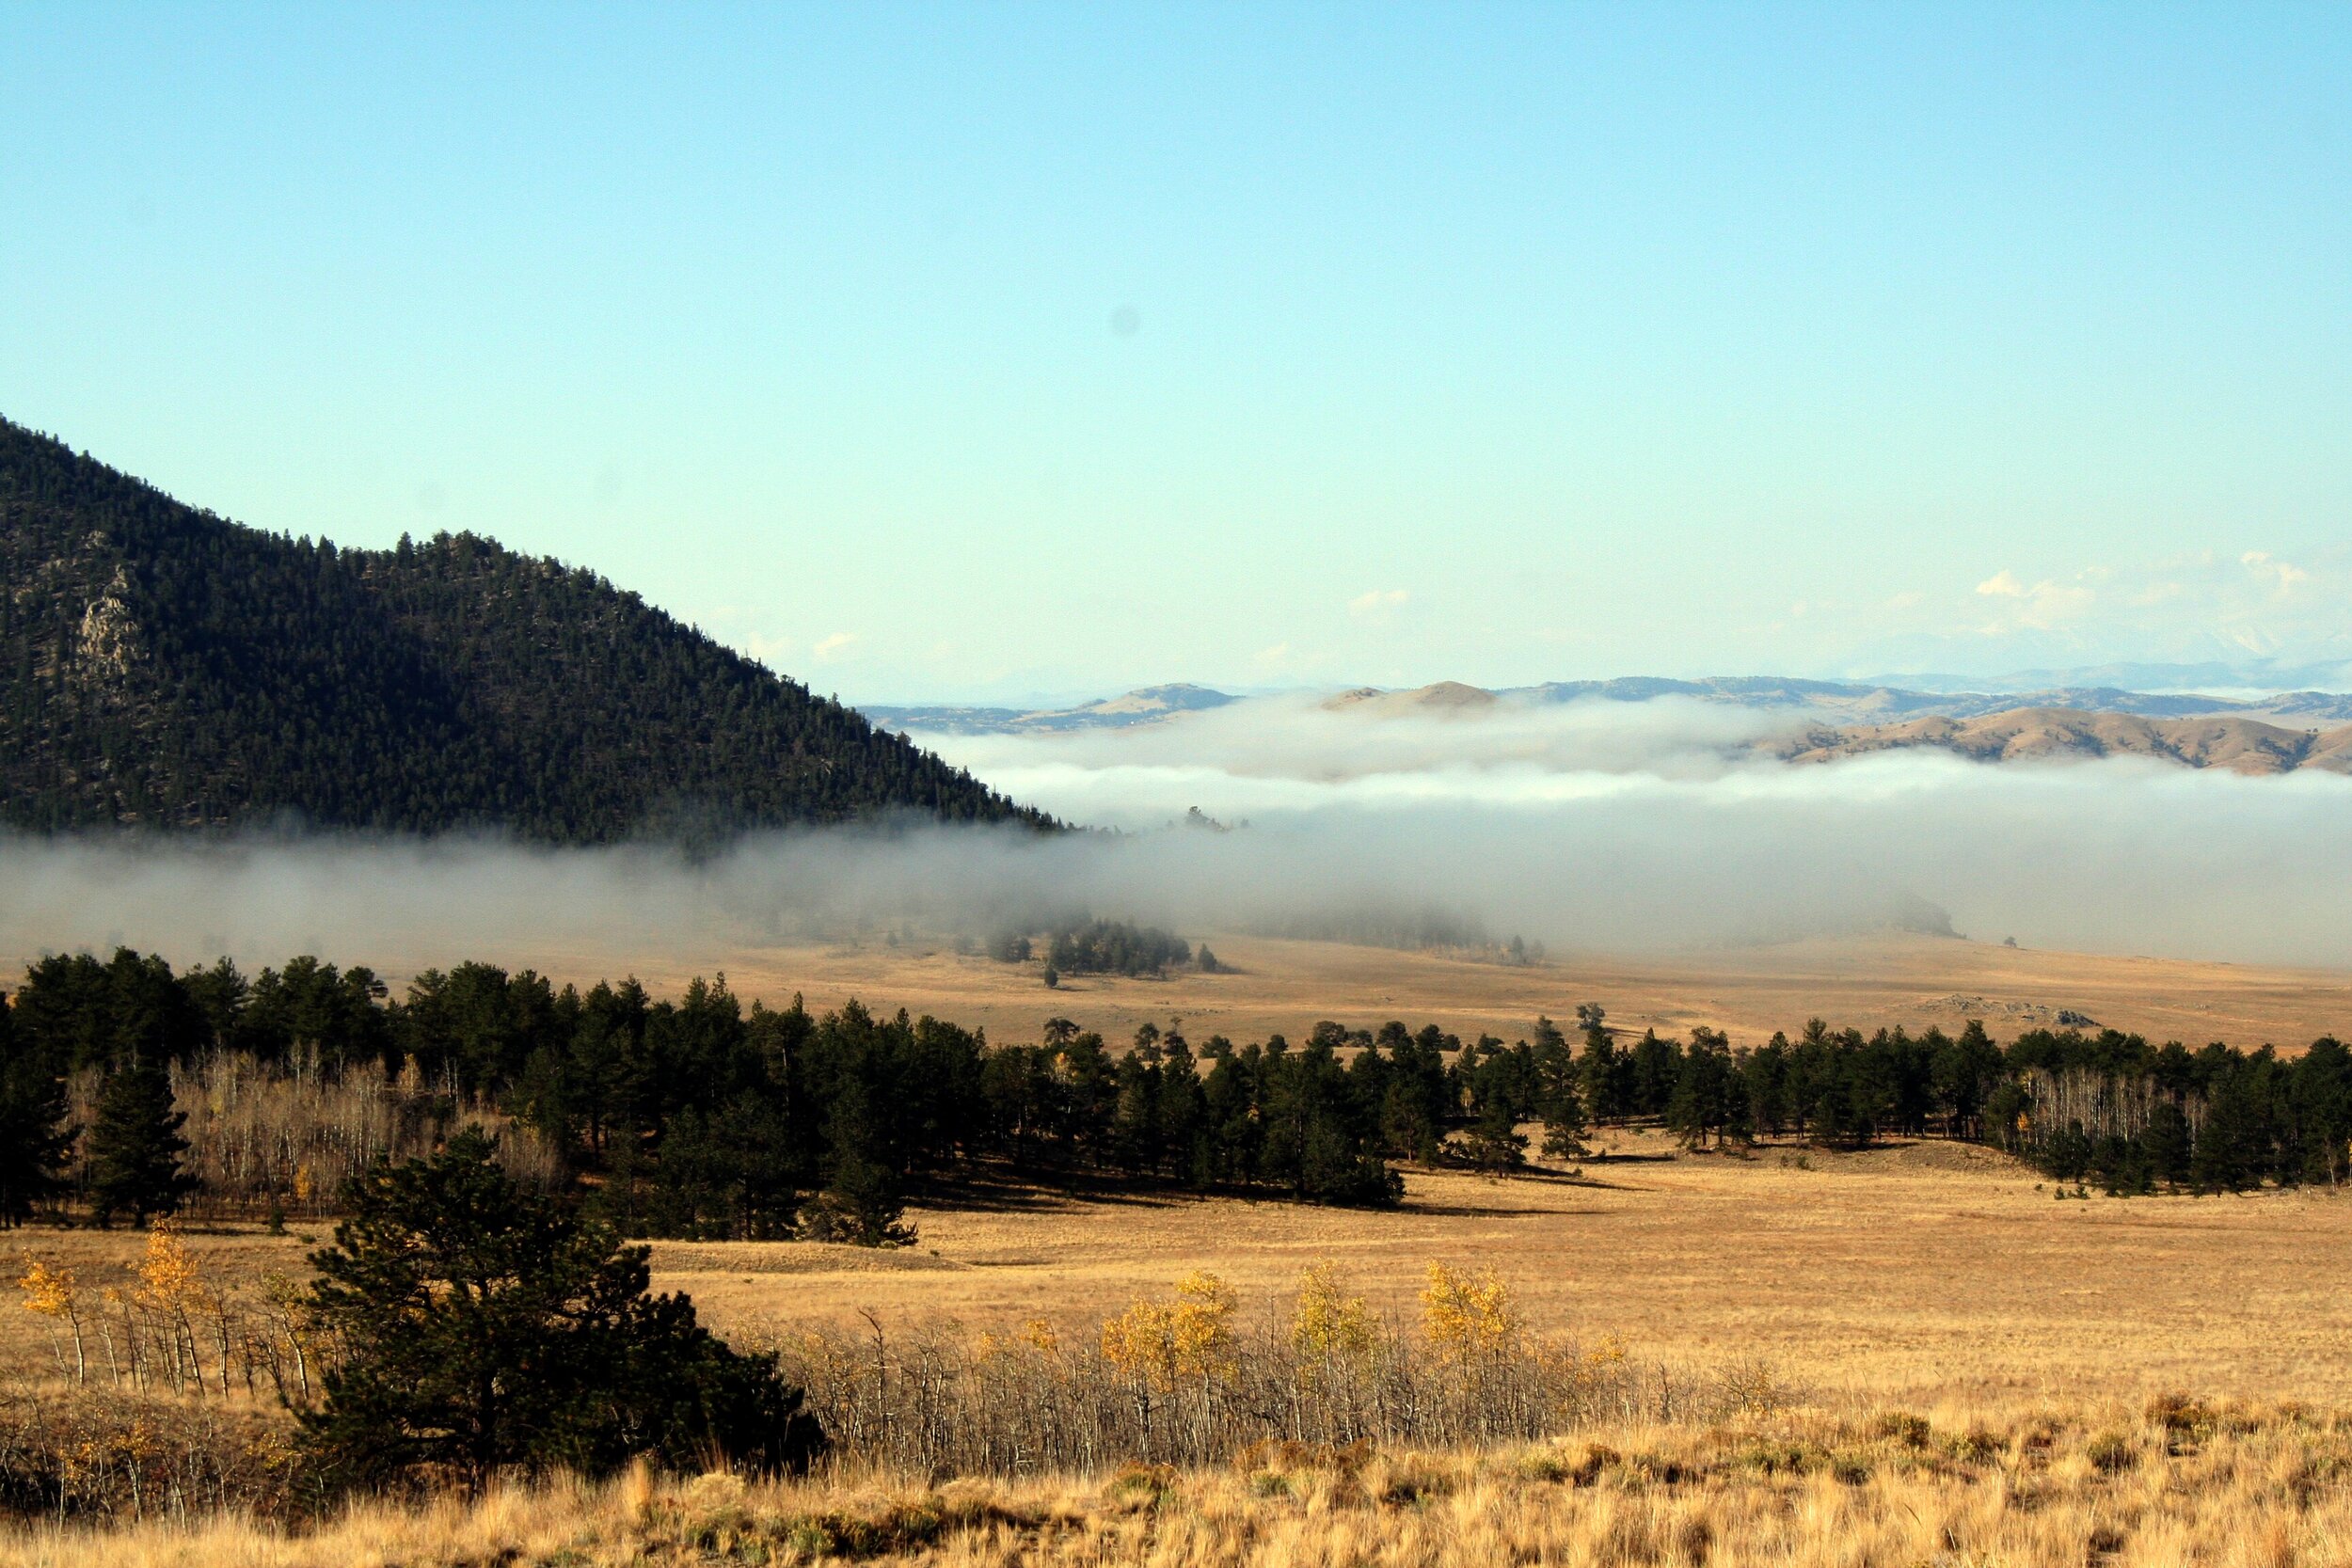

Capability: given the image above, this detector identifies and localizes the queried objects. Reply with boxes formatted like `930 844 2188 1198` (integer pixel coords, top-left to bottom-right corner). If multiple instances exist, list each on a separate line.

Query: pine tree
1459 1095 1529 1171
796 1150 915 1247
0 1054 72 1226
299 1131 823 1494
85 1057 195 1227
796 1082 915 1247
1531 1016 1589 1161
2142 1100 2194 1189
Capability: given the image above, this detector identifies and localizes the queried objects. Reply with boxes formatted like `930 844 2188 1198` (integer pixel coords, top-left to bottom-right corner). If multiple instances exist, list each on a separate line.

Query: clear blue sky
5 3 2348 702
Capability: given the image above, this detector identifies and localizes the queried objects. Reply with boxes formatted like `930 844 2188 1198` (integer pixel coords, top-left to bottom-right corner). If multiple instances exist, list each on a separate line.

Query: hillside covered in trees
0 419 1048 839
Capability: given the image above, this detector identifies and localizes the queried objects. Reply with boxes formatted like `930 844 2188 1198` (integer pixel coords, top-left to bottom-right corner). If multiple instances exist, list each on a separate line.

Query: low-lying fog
5 696 2350 974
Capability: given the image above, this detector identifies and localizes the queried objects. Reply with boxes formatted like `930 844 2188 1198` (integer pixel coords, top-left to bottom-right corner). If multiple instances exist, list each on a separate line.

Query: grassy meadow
420 931 2352 1061
7 1121 2352 1564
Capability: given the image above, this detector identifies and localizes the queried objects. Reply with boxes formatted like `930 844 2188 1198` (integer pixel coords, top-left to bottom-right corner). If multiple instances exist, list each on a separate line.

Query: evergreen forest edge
4 944 2348 1244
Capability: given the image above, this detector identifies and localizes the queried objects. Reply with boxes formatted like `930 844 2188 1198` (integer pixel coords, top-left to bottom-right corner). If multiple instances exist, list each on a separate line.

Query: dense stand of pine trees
4 949 2350 1240
0 418 1048 838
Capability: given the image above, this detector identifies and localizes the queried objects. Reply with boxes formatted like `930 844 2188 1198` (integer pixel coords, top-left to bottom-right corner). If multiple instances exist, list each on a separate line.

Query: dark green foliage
8 949 211 1076
297 1130 823 1496
975 1018 1402 1206
35 945 2349 1224
242 958 392 1070
1629 1031 1682 1118
796 1149 917 1247
84 1057 195 1227
1530 1016 1588 1161
795 1070 918 1246
1451 1036 1533 1170
1045 919 1191 976
1664 1028 1745 1148
0 995 72 1225
0 418 1048 840
2142 1099 2193 1186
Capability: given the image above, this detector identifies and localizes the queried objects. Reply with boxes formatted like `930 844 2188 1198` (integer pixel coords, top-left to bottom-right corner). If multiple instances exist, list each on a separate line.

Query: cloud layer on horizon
3 698 2350 984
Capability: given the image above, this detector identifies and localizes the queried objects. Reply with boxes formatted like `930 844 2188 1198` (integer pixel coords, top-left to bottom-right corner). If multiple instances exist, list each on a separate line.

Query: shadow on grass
1403 1200 1622 1219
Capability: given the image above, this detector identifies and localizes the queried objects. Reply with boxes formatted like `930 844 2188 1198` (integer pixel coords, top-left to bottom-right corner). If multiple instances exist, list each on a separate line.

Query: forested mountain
0 419 1048 839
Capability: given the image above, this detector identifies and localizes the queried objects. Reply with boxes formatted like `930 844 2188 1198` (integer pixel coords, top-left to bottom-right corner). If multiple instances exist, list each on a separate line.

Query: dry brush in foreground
6 1395 2347 1567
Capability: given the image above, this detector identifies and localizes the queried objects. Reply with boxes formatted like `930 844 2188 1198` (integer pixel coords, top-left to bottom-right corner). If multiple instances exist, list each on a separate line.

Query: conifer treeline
5 950 2349 1241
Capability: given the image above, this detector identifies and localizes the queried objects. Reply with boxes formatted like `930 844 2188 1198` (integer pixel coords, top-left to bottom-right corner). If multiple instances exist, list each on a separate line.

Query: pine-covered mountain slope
0 420 1049 839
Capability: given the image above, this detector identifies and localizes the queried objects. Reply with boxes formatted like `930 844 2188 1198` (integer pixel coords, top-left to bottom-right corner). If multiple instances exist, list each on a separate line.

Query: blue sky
5 3 2349 702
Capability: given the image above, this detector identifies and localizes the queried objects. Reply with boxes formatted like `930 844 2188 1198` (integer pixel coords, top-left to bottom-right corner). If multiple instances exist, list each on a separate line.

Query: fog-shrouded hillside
0 419 1050 839
1779 708 2352 775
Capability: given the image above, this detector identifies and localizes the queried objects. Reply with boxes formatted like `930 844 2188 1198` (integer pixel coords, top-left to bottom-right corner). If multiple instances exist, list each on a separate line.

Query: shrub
1421 1263 1518 1359
2085 1429 2138 1474
1871 1410 1931 1449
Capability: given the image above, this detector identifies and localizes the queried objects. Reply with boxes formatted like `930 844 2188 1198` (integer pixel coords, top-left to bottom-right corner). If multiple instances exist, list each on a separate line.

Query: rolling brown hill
1322 680 1501 716
1779 706 2352 775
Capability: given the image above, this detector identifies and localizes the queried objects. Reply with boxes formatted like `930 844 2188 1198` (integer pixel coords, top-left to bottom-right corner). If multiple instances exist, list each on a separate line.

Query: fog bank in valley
4 697 2350 975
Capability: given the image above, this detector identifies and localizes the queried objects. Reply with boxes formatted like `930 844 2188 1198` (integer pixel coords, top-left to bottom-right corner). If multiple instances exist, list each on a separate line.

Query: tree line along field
6 942 2352 1243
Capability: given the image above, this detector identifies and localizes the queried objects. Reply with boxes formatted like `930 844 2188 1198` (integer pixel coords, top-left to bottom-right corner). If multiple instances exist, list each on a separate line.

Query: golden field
8 1128 2352 1562
213 930 2352 1057
8 1123 2350 1413
10 928 2350 1053
656 1128 2352 1411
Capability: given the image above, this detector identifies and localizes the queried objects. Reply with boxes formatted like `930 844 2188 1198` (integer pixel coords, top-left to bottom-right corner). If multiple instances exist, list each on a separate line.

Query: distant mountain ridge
866 675 2352 734
0 419 1048 838
866 676 2352 775
864 683 1237 736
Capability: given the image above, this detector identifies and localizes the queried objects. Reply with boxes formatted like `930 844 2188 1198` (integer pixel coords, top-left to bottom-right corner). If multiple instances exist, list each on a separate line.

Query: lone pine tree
300 1130 823 1496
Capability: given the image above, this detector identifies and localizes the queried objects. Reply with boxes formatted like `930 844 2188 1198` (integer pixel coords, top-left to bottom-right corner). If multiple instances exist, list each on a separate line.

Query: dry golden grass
8 1131 2352 1561
129 929 2333 1057
10 1396 2352 1566
659 1129 2352 1411
21 929 2345 1053
14 1128 2347 1413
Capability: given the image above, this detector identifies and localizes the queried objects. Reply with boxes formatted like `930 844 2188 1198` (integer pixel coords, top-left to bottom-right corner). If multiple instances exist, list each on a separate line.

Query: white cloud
1347 589 1411 622
813 631 860 661
1970 570 2095 633
2240 551 2312 596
